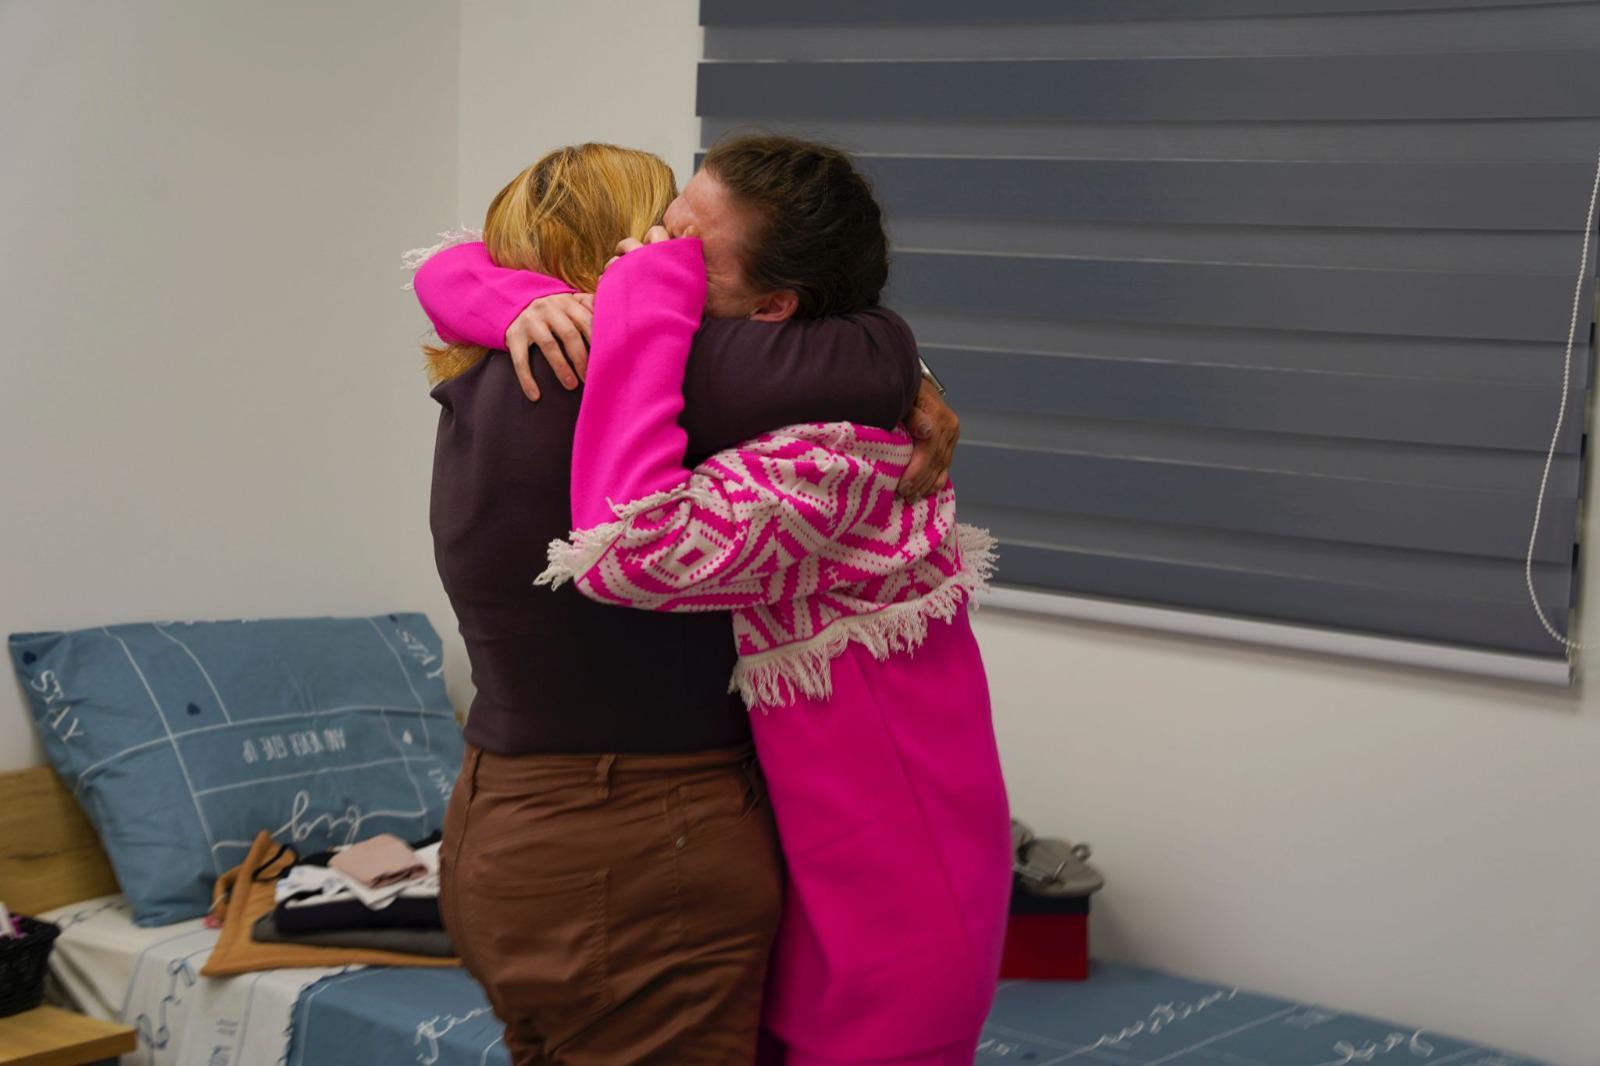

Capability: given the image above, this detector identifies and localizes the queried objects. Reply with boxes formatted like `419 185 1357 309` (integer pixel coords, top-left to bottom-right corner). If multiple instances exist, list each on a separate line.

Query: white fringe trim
536 507 998 711
534 486 727 591
732 524 997 709
399 225 483 291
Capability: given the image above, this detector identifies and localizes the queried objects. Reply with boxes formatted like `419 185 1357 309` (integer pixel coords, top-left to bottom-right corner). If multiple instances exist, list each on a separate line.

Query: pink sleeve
412 241 577 347
540 239 873 609
566 239 706 528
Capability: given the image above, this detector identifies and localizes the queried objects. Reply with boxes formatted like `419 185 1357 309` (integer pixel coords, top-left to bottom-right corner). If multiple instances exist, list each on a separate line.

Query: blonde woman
425 142 955 1064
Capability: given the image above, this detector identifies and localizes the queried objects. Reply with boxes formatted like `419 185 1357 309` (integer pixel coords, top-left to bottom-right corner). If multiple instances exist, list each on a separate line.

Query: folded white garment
276 842 441 911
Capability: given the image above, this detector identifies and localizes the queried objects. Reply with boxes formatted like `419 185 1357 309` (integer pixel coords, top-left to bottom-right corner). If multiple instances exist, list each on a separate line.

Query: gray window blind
697 0 1600 661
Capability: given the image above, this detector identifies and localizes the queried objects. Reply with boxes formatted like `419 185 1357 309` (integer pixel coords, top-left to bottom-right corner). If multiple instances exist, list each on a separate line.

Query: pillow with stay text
9 613 462 926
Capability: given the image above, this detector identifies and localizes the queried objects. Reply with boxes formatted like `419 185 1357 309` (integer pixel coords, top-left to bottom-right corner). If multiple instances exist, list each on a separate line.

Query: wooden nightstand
0 1004 136 1066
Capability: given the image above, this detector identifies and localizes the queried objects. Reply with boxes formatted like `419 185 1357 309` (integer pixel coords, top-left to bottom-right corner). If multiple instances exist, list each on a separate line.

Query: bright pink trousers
752 610 1012 1065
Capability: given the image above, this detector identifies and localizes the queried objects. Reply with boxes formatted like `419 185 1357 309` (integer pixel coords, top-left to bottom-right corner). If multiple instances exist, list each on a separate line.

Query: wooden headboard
0 767 120 916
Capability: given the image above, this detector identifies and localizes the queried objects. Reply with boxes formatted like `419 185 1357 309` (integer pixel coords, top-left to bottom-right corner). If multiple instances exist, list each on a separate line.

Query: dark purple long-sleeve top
420 242 921 754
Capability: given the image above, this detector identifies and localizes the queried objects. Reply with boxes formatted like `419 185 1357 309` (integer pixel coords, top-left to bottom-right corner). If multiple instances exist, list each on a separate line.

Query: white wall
456 0 703 223
456 5 1599 1063
1 0 461 763
6 2 1596 1062
985 612 1600 1066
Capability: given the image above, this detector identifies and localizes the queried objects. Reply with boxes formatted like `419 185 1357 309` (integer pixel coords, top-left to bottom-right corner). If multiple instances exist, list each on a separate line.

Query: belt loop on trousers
595 753 616 799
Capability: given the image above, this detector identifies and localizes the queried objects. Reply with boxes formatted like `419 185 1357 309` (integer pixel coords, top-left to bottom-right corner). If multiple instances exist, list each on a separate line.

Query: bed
2 766 1549 1066
37 892 352 1066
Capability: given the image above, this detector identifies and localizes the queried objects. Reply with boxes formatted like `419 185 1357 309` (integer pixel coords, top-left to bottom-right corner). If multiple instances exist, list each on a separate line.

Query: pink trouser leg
774 1035 980 1066
751 611 1011 1063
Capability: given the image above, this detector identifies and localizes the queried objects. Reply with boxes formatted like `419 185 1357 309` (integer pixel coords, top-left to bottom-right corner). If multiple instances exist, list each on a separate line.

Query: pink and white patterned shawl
539 420 995 708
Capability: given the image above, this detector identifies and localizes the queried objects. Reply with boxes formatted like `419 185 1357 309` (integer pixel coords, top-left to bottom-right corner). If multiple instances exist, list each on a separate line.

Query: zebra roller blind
697 0 1600 662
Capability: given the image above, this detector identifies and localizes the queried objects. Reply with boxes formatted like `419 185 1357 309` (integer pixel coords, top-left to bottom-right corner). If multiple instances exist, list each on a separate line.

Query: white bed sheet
39 894 358 1066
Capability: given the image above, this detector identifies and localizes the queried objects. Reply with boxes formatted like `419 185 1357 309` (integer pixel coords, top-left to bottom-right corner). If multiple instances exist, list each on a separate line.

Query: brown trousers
439 741 784 1065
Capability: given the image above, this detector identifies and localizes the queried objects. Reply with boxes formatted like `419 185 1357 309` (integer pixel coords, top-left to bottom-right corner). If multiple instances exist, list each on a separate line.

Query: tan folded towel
328 832 427 888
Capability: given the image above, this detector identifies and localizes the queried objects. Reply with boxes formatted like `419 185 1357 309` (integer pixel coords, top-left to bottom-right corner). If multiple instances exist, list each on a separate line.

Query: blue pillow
9 613 463 927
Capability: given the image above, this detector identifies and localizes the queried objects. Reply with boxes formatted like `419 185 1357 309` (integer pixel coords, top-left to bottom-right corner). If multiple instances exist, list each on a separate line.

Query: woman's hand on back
504 220 687 402
503 291 595 402
898 380 960 499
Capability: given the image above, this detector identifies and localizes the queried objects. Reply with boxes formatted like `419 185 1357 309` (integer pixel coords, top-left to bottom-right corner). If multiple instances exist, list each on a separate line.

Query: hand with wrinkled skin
898 379 959 498
503 291 595 402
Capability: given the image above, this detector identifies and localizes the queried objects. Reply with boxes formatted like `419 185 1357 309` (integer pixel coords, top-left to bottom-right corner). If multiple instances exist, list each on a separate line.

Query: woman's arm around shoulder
680 308 922 457
412 240 592 400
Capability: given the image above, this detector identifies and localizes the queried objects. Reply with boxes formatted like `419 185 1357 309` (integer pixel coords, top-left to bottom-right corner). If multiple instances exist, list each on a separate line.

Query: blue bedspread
282 962 1546 1066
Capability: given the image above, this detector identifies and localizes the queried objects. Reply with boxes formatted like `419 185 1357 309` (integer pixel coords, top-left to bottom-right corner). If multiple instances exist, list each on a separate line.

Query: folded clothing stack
253 831 452 957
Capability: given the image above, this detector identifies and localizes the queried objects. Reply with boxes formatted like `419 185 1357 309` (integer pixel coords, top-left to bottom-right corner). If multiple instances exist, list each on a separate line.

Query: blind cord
1524 145 1600 652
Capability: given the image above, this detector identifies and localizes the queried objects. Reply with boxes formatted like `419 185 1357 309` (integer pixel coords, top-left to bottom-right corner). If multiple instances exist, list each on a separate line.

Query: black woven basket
0 916 61 1018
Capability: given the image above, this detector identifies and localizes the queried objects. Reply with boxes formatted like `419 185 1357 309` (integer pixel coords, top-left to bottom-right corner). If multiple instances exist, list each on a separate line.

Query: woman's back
430 349 751 755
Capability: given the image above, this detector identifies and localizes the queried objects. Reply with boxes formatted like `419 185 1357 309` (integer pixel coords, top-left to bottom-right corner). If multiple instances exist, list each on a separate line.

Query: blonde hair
424 143 678 385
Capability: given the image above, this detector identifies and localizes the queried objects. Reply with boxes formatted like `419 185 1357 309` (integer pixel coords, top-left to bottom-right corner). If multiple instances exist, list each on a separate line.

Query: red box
999 874 1090 981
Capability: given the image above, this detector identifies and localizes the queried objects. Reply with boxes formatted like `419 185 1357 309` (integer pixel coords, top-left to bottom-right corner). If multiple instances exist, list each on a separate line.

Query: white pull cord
1524 145 1600 651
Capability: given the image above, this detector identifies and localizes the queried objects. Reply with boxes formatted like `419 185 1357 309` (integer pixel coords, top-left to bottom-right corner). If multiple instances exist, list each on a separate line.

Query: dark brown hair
701 133 889 317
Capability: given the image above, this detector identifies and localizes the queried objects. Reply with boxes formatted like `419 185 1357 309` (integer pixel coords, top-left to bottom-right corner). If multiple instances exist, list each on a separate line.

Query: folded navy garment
273 893 442 934
251 912 453 956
